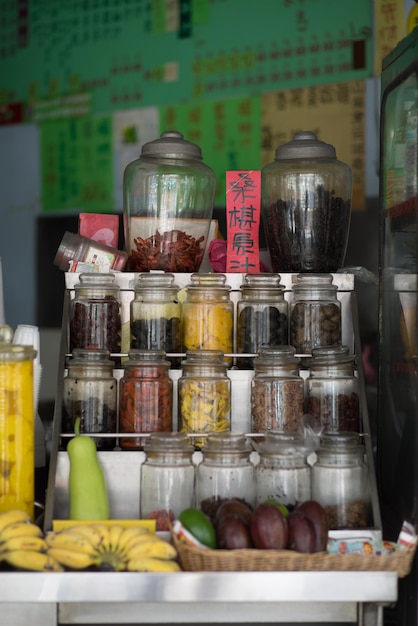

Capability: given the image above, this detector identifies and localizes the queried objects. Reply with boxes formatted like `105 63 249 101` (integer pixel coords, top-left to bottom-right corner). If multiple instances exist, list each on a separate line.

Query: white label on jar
85 244 114 272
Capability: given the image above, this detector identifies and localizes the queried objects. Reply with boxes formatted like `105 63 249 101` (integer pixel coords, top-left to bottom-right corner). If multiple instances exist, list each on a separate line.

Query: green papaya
67 418 110 520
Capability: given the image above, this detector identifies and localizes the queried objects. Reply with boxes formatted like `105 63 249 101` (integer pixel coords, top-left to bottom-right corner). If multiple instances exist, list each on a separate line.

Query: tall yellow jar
0 341 36 519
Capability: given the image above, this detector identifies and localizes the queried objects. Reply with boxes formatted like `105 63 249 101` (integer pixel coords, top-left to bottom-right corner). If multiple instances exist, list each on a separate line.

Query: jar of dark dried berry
130 272 181 367
62 348 117 450
69 273 121 362
290 273 341 354
311 432 371 529
254 431 312 510
123 130 216 272
140 432 195 530
178 349 231 448
305 345 360 433
196 432 256 517
119 349 173 450
236 273 288 369
182 273 233 364
251 345 304 433
261 130 352 273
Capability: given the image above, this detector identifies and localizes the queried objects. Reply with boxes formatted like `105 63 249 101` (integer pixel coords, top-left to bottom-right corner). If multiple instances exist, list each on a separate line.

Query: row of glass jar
60 344 360 450
69 271 343 363
139 431 371 532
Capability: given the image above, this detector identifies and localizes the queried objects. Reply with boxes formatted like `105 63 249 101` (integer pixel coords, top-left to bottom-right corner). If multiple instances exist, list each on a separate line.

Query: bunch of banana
46 523 181 572
0 509 63 572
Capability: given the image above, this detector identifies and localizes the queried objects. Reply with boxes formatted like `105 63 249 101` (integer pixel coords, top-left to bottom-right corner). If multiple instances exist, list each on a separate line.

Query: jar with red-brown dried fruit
118 349 173 450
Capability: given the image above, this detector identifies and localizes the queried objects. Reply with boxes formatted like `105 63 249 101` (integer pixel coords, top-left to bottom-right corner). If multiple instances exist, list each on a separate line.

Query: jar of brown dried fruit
261 130 352 273
305 345 360 433
118 349 173 450
289 273 341 355
251 345 304 433
311 432 371 529
123 130 216 272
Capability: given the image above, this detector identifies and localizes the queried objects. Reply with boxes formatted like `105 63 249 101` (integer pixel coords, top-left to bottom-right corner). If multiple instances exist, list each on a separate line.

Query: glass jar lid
316 432 365 464
274 131 336 160
202 432 253 458
187 273 231 293
74 273 120 297
254 345 300 367
133 272 179 297
240 273 285 293
292 273 338 295
306 345 356 367
140 130 203 161
181 349 229 372
255 431 308 459
144 432 194 455
125 349 171 367
66 348 114 369
0 343 36 362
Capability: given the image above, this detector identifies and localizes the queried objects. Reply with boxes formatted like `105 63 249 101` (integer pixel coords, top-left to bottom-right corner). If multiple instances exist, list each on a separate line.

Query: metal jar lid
274 131 336 160
140 130 203 161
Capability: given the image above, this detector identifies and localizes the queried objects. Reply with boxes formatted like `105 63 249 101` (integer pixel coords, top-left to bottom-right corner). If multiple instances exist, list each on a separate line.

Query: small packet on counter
397 520 418 551
172 520 209 549
327 537 398 556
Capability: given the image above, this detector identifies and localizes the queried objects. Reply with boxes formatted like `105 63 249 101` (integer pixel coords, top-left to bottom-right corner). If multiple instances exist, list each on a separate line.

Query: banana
0 521 43 542
0 535 48 554
0 510 30 535
5 550 64 572
127 538 177 561
45 531 97 555
118 526 152 555
108 524 124 553
63 524 109 552
47 547 98 570
127 556 181 572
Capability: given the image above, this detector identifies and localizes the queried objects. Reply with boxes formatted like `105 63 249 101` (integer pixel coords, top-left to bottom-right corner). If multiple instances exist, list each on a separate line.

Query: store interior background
0 1 415 458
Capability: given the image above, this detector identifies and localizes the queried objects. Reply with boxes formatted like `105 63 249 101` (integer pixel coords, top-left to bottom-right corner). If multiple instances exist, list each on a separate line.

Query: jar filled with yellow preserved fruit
182 273 233 364
178 350 231 448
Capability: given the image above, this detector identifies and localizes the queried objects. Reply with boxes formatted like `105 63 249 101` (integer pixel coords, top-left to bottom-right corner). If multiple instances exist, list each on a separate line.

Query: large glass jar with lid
289 273 341 354
182 273 233 363
140 432 195 531
130 272 181 367
62 348 117 451
311 432 371 529
119 349 172 450
178 349 231 448
196 432 256 518
236 273 288 369
69 273 121 359
305 345 360 433
251 345 304 433
254 431 312 510
123 130 216 272
261 130 352 273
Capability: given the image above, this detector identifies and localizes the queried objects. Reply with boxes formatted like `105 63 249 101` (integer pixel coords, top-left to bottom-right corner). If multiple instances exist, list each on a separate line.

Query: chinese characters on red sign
226 170 261 273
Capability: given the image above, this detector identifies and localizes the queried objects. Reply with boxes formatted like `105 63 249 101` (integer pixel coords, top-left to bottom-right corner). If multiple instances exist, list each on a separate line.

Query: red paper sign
226 170 261 273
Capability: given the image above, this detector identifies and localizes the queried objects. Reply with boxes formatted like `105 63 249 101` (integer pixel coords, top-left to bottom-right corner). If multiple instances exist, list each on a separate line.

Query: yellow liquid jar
0 341 35 519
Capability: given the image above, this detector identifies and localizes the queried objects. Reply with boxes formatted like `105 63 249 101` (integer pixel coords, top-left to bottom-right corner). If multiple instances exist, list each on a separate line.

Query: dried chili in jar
118 349 173 450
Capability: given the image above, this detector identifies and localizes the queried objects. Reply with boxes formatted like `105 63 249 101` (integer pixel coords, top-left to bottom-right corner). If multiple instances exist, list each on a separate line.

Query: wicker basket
171 531 416 577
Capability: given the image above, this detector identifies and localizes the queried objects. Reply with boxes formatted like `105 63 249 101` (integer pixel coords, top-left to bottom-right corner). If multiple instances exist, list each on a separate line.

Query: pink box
78 213 119 248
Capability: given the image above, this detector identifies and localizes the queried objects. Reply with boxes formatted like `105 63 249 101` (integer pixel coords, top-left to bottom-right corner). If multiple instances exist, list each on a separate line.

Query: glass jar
178 349 231 448
311 432 371 529
236 273 288 369
196 432 256 517
289 273 341 354
0 331 36 519
53 231 128 272
119 349 173 450
305 345 360 433
140 432 195 530
251 345 304 433
62 349 117 451
69 273 122 359
130 272 181 367
254 431 311 510
123 130 216 272
182 273 233 363
261 130 352 273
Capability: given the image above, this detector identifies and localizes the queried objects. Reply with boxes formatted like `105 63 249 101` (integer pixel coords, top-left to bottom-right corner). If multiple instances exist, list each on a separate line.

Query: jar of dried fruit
254 431 312 510
130 272 181 367
140 432 195 531
69 273 121 361
261 130 352 273
62 348 117 451
182 273 234 363
305 345 360 433
251 345 304 433
178 349 231 448
123 130 216 272
236 273 288 369
196 432 256 516
289 273 341 355
311 432 371 529
118 349 173 450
